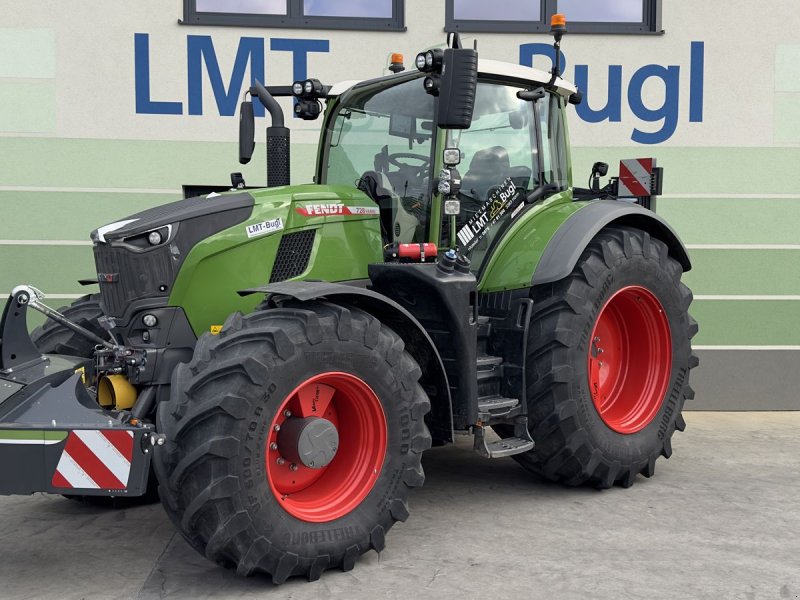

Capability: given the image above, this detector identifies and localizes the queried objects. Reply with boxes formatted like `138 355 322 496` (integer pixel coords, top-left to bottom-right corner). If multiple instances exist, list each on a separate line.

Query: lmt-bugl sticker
246 218 284 239
457 178 523 253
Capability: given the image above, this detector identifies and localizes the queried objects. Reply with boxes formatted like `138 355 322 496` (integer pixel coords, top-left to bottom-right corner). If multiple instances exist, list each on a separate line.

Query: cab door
443 81 568 270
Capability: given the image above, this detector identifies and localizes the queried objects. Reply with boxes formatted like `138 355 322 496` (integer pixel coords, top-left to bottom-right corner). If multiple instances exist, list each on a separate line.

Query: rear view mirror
239 100 255 165
415 34 478 130
436 46 478 130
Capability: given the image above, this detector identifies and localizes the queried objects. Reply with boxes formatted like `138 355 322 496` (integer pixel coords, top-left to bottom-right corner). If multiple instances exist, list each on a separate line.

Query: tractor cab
319 62 576 269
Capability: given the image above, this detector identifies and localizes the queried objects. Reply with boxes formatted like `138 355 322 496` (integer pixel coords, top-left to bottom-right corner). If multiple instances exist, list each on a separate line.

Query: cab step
473 417 534 459
477 395 520 420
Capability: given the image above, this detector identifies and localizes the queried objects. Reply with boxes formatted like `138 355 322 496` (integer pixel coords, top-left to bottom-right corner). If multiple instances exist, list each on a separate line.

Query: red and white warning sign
618 158 655 198
51 430 134 490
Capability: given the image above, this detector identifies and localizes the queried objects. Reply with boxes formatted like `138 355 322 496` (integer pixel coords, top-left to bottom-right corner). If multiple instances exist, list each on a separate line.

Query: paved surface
0 412 798 600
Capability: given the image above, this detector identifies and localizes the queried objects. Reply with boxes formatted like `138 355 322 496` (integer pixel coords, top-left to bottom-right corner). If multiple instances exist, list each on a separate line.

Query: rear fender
240 281 454 443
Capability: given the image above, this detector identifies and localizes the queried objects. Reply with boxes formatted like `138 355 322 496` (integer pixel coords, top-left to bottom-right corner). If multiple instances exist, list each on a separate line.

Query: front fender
532 200 691 286
240 281 454 443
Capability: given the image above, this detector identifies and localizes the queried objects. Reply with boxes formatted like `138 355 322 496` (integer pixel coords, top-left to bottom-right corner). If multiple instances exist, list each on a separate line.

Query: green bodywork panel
0 430 67 442
478 191 587 293
168 184 383 335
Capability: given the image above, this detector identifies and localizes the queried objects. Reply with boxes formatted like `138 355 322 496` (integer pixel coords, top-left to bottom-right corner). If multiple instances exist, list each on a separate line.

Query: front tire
513 225 698 488
154 301 431 583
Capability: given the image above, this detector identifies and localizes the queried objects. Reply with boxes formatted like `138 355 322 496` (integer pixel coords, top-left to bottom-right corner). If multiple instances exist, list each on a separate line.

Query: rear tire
154 301 431 583
30 293 108 356
511 226 697 488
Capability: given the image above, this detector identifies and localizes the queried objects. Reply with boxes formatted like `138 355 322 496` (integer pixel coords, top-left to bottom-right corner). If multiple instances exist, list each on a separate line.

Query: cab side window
449 82 538 266
455 83 538 212
539 93 569 190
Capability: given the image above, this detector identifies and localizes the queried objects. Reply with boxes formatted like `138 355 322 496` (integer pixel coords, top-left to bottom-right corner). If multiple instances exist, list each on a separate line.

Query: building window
446 0 662 34
183 0 405 31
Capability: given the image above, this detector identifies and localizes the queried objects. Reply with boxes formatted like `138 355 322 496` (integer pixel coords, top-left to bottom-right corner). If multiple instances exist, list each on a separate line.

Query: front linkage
0 285 161 497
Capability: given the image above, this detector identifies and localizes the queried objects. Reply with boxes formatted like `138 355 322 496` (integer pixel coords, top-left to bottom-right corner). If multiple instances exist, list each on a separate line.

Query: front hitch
0 287 159 497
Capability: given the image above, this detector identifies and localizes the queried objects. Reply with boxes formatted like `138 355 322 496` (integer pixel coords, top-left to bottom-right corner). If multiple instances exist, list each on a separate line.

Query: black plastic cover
91 192 254 241
436 47 478 130
239 100 256 165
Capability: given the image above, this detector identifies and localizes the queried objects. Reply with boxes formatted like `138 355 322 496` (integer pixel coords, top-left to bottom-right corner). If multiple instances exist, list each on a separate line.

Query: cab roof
328 58 577 98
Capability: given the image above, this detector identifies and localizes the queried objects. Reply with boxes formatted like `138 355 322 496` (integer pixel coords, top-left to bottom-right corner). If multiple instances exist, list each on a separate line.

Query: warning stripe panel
51 470 72 489
73 431 131 486
54 451 100 489
63 433 126 489
51 430 133 491
619 158 653 198
89 429 133 462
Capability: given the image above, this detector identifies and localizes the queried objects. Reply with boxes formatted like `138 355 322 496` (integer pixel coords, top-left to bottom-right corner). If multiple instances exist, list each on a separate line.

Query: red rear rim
266 372 387 523
587 286 672 434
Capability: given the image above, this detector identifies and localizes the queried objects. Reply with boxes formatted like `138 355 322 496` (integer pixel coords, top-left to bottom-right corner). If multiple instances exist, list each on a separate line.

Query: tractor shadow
135 436 607 598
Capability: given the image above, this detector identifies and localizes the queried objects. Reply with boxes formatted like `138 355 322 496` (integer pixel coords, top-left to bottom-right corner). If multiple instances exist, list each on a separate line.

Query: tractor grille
269 230 316 283
93 244 174 318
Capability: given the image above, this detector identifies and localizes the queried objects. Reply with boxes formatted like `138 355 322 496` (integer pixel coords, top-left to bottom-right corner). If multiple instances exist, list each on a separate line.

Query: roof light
415 53 428 71
551 13 567 28
292 81 304 96
389 52 405 74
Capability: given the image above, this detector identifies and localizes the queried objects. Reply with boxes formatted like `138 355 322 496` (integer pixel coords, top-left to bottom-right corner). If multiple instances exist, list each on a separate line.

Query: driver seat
357 171 395 241
461 146 511 201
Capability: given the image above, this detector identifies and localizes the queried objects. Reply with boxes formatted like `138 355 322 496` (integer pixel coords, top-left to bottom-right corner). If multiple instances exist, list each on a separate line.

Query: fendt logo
134 34 705 144
295 204 380 217
297 203 346 217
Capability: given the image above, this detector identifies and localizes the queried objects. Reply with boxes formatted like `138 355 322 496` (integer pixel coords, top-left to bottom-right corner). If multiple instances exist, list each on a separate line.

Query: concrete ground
0 412 798 600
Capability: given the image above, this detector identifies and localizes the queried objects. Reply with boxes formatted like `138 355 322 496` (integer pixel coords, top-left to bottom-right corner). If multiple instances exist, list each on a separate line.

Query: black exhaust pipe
248 81 290 188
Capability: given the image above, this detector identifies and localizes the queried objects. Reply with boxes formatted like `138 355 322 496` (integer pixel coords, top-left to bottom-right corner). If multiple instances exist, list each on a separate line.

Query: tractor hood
90 192 255 244
163 184 383 335
86 184 383 329
88 192 255 321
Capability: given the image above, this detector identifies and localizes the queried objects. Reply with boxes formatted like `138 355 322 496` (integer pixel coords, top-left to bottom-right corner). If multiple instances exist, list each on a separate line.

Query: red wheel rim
266 372 387 523
587 286 672 434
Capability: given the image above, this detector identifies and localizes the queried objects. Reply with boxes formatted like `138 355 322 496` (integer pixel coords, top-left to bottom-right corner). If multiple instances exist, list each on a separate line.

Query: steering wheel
388 152 430 171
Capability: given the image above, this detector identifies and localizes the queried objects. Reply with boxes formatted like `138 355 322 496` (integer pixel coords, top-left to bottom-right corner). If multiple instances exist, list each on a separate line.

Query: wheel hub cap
278 417 339 469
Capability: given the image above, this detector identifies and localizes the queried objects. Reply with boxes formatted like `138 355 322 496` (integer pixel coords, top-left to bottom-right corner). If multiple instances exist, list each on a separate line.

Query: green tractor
0 23 696 583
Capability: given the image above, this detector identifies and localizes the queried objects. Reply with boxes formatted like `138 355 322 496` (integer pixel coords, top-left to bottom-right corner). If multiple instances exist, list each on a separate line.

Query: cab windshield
322 77 435 244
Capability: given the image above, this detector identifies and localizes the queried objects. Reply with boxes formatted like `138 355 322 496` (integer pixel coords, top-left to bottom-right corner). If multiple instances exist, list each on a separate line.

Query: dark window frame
182 0 406 31
445 0 662 35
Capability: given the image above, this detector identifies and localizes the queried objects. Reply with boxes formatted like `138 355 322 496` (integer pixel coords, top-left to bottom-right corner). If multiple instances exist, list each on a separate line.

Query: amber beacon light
551 13 567 33
389 52 405 73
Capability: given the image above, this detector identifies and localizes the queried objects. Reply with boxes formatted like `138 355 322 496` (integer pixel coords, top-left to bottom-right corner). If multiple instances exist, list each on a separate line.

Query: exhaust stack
239 81 291 188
